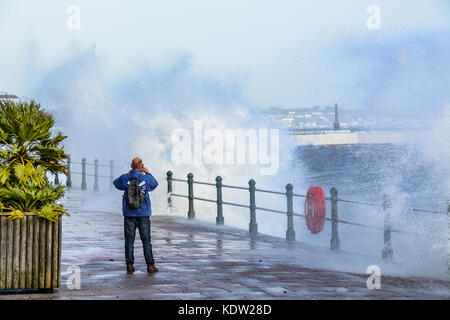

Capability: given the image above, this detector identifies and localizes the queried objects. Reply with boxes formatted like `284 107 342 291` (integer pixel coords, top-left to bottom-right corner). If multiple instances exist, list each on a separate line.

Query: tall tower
333 103 340 130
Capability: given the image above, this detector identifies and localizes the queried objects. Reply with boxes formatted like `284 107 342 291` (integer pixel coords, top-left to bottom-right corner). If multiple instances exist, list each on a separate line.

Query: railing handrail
54 156 123 192
69 160 123 169
169 190 445 237
169 175 447 215
71 171 110 179
221 184 248 191
166 171 449 260
55 162 449 262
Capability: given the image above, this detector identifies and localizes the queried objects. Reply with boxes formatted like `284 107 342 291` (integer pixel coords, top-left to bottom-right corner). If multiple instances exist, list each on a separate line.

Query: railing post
382 194 393 260
216 176 224 225
187 173 195 220
285 183 295 241
109 160 114 191
249 179 258 235
81 158 87 191
330 187 340 250
54 174 59 186
66 156 72 188
167 171 173 208
94 159 99 192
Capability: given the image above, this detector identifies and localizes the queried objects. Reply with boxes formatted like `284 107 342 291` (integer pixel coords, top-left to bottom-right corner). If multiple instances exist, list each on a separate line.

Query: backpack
125 173 146 209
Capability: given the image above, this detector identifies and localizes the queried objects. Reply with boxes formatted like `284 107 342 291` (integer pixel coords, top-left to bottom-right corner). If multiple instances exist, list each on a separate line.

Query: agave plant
0 99 69 221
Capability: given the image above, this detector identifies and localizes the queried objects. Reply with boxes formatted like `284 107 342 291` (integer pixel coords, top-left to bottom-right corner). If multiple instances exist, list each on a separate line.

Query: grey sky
0 0 448 109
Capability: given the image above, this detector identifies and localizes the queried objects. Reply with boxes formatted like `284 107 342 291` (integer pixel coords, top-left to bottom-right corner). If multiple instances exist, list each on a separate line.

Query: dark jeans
124 216 155 265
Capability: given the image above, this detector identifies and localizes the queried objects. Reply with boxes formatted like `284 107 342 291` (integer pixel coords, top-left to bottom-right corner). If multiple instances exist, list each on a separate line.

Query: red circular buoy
305 186 326 234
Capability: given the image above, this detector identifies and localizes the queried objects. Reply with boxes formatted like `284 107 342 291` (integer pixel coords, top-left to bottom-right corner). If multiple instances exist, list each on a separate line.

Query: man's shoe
126 263 135 274
147 265 159 273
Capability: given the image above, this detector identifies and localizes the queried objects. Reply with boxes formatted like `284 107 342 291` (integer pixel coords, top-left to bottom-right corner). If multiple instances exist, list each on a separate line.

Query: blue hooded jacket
113 170 158 217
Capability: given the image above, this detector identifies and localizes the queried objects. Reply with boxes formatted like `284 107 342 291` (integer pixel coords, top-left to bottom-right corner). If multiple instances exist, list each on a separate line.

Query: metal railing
166 171 449 261
53 156 123 192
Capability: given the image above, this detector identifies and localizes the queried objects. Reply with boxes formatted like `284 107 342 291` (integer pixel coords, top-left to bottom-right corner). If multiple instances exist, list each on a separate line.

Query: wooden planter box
0 214 62 291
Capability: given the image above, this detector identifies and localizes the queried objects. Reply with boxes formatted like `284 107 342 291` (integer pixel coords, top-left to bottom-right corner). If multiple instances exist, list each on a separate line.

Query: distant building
0 92 19 100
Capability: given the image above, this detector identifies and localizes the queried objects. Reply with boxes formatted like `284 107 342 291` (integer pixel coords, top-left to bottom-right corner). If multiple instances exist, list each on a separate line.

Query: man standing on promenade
113 157 159 274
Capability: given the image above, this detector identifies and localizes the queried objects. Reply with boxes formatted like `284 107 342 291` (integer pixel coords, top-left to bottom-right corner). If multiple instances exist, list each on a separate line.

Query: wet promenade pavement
0 191 449 300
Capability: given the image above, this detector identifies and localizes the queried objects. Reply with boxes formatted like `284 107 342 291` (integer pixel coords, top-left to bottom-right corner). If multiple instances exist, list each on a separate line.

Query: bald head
131 157 143 170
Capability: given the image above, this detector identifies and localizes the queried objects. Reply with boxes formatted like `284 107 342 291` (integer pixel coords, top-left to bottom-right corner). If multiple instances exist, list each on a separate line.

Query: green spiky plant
0 99 69 221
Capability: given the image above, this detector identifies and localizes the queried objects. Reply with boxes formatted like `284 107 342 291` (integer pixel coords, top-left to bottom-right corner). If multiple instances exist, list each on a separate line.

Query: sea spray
32 48 299 240
30 48 449 280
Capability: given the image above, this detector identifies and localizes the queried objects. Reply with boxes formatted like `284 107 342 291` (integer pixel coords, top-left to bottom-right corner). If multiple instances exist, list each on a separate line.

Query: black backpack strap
127 172 145 182
137 173 145 180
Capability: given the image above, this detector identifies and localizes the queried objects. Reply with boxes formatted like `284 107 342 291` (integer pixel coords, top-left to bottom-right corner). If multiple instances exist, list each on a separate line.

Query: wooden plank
26 215 33 288
57 217 62 287
6 219 13 289
38 218 45 288
32 216 39 288
12 218 20 289
19 217 27 289
45 220 52 288
51 220 58 288
0 217 6 289
0 215 63 290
